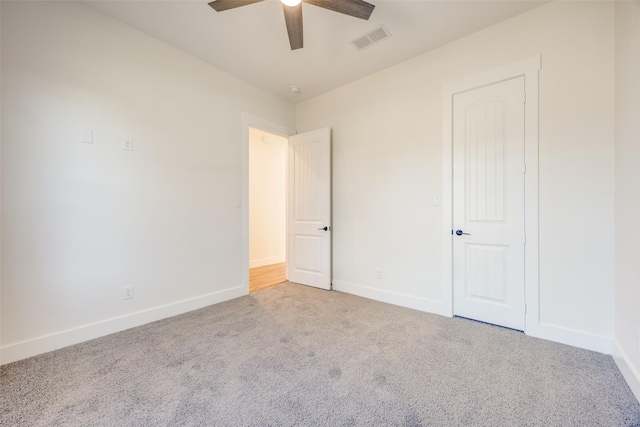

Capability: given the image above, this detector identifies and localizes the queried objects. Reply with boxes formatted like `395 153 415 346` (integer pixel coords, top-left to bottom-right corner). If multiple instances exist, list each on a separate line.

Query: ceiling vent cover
352 25 391 51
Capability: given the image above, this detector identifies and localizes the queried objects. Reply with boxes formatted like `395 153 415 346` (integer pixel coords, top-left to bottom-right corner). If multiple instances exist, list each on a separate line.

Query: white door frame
441 56 540 333
241 113 296 293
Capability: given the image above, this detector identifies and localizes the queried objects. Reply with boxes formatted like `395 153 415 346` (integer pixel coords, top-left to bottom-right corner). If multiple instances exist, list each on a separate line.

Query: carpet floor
1 282 639 426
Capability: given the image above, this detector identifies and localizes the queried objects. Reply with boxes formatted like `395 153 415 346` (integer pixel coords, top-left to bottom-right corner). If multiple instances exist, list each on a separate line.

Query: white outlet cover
123 139 133 151
123 286 134 300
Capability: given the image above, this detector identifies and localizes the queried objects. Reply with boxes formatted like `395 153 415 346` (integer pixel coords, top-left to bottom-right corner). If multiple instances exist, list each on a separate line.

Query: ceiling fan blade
304 0 375 20
208 0 264 12
283 3 303 50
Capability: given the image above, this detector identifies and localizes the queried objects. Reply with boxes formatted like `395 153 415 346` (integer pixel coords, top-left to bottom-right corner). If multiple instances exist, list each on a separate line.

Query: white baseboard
333 280 613 355
249 256 285 269
613 341 640 403
332 280 450 317
0 285 247 365
525 322 613 354
333 278 636 400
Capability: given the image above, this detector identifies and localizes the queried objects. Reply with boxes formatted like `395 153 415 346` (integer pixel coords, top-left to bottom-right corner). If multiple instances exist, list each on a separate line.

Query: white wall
296 1 615 352
0 1 295 363
0 2 3 356
0 0 626 367
249 127 287 268
613 0 640 401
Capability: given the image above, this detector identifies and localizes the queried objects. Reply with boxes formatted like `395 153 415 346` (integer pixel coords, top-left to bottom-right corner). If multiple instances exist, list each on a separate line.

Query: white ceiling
86 0 547 103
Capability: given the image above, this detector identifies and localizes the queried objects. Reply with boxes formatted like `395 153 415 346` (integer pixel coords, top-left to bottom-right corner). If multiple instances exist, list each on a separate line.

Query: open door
287 128 331 290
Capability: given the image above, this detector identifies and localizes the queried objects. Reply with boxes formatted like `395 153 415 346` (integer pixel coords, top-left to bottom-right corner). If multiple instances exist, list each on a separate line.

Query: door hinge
522 92 527 103
523 163 527 174
525 304 527 314
524 233 527 244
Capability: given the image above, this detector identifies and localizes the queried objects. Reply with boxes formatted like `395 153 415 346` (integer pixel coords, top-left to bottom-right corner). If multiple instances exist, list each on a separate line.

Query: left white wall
0 1 295 364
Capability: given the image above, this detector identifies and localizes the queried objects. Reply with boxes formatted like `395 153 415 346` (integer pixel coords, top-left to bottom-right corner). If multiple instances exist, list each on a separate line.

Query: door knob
455 229 470 236
318 226 331 231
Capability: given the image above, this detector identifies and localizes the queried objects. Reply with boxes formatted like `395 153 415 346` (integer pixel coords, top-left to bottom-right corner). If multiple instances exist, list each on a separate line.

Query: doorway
241 114 333 293
451 77 526 330
248 127 288 292
442 56 540 333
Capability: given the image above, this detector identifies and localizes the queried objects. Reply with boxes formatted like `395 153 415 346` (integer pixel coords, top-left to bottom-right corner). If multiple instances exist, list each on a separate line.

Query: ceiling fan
208 0 376 50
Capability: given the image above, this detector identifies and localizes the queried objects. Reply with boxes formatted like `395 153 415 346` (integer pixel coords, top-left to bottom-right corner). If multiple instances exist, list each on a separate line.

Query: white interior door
287 128 331 290
452 77 525 331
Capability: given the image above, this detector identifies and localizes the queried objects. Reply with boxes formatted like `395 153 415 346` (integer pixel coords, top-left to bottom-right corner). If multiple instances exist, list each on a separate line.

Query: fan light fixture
208 0 375 50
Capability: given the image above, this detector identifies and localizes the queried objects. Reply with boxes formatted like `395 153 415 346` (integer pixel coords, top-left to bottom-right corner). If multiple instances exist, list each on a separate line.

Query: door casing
441 56 540 334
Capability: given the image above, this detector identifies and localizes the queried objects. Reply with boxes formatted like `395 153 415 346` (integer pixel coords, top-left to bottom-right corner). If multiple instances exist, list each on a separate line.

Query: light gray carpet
1 282 639 426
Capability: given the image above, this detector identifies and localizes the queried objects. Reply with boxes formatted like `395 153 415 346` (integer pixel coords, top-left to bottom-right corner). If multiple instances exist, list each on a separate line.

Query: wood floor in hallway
249 262 287 293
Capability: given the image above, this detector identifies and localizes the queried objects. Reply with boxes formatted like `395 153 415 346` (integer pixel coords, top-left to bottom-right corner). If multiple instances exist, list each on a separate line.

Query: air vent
351 25 391 51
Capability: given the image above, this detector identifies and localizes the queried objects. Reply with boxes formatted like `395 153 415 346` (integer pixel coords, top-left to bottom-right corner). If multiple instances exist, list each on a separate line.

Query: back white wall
249 127 287 268
296 1 615 352
0 1 295 363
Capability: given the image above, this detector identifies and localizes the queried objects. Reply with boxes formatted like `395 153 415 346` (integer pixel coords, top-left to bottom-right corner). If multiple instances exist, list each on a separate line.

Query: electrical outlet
123 286 134 300
376 269 383 279
123 139 133 151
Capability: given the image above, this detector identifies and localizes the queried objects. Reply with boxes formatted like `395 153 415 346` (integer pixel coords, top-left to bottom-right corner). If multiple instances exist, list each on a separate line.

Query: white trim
241 113 295 292
249 256 286 269
441 56 541 96
442 55 541 333
333 280 449 316
525 322 612 354
613 341 640 403
441 85 454 317
0 286 245 365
